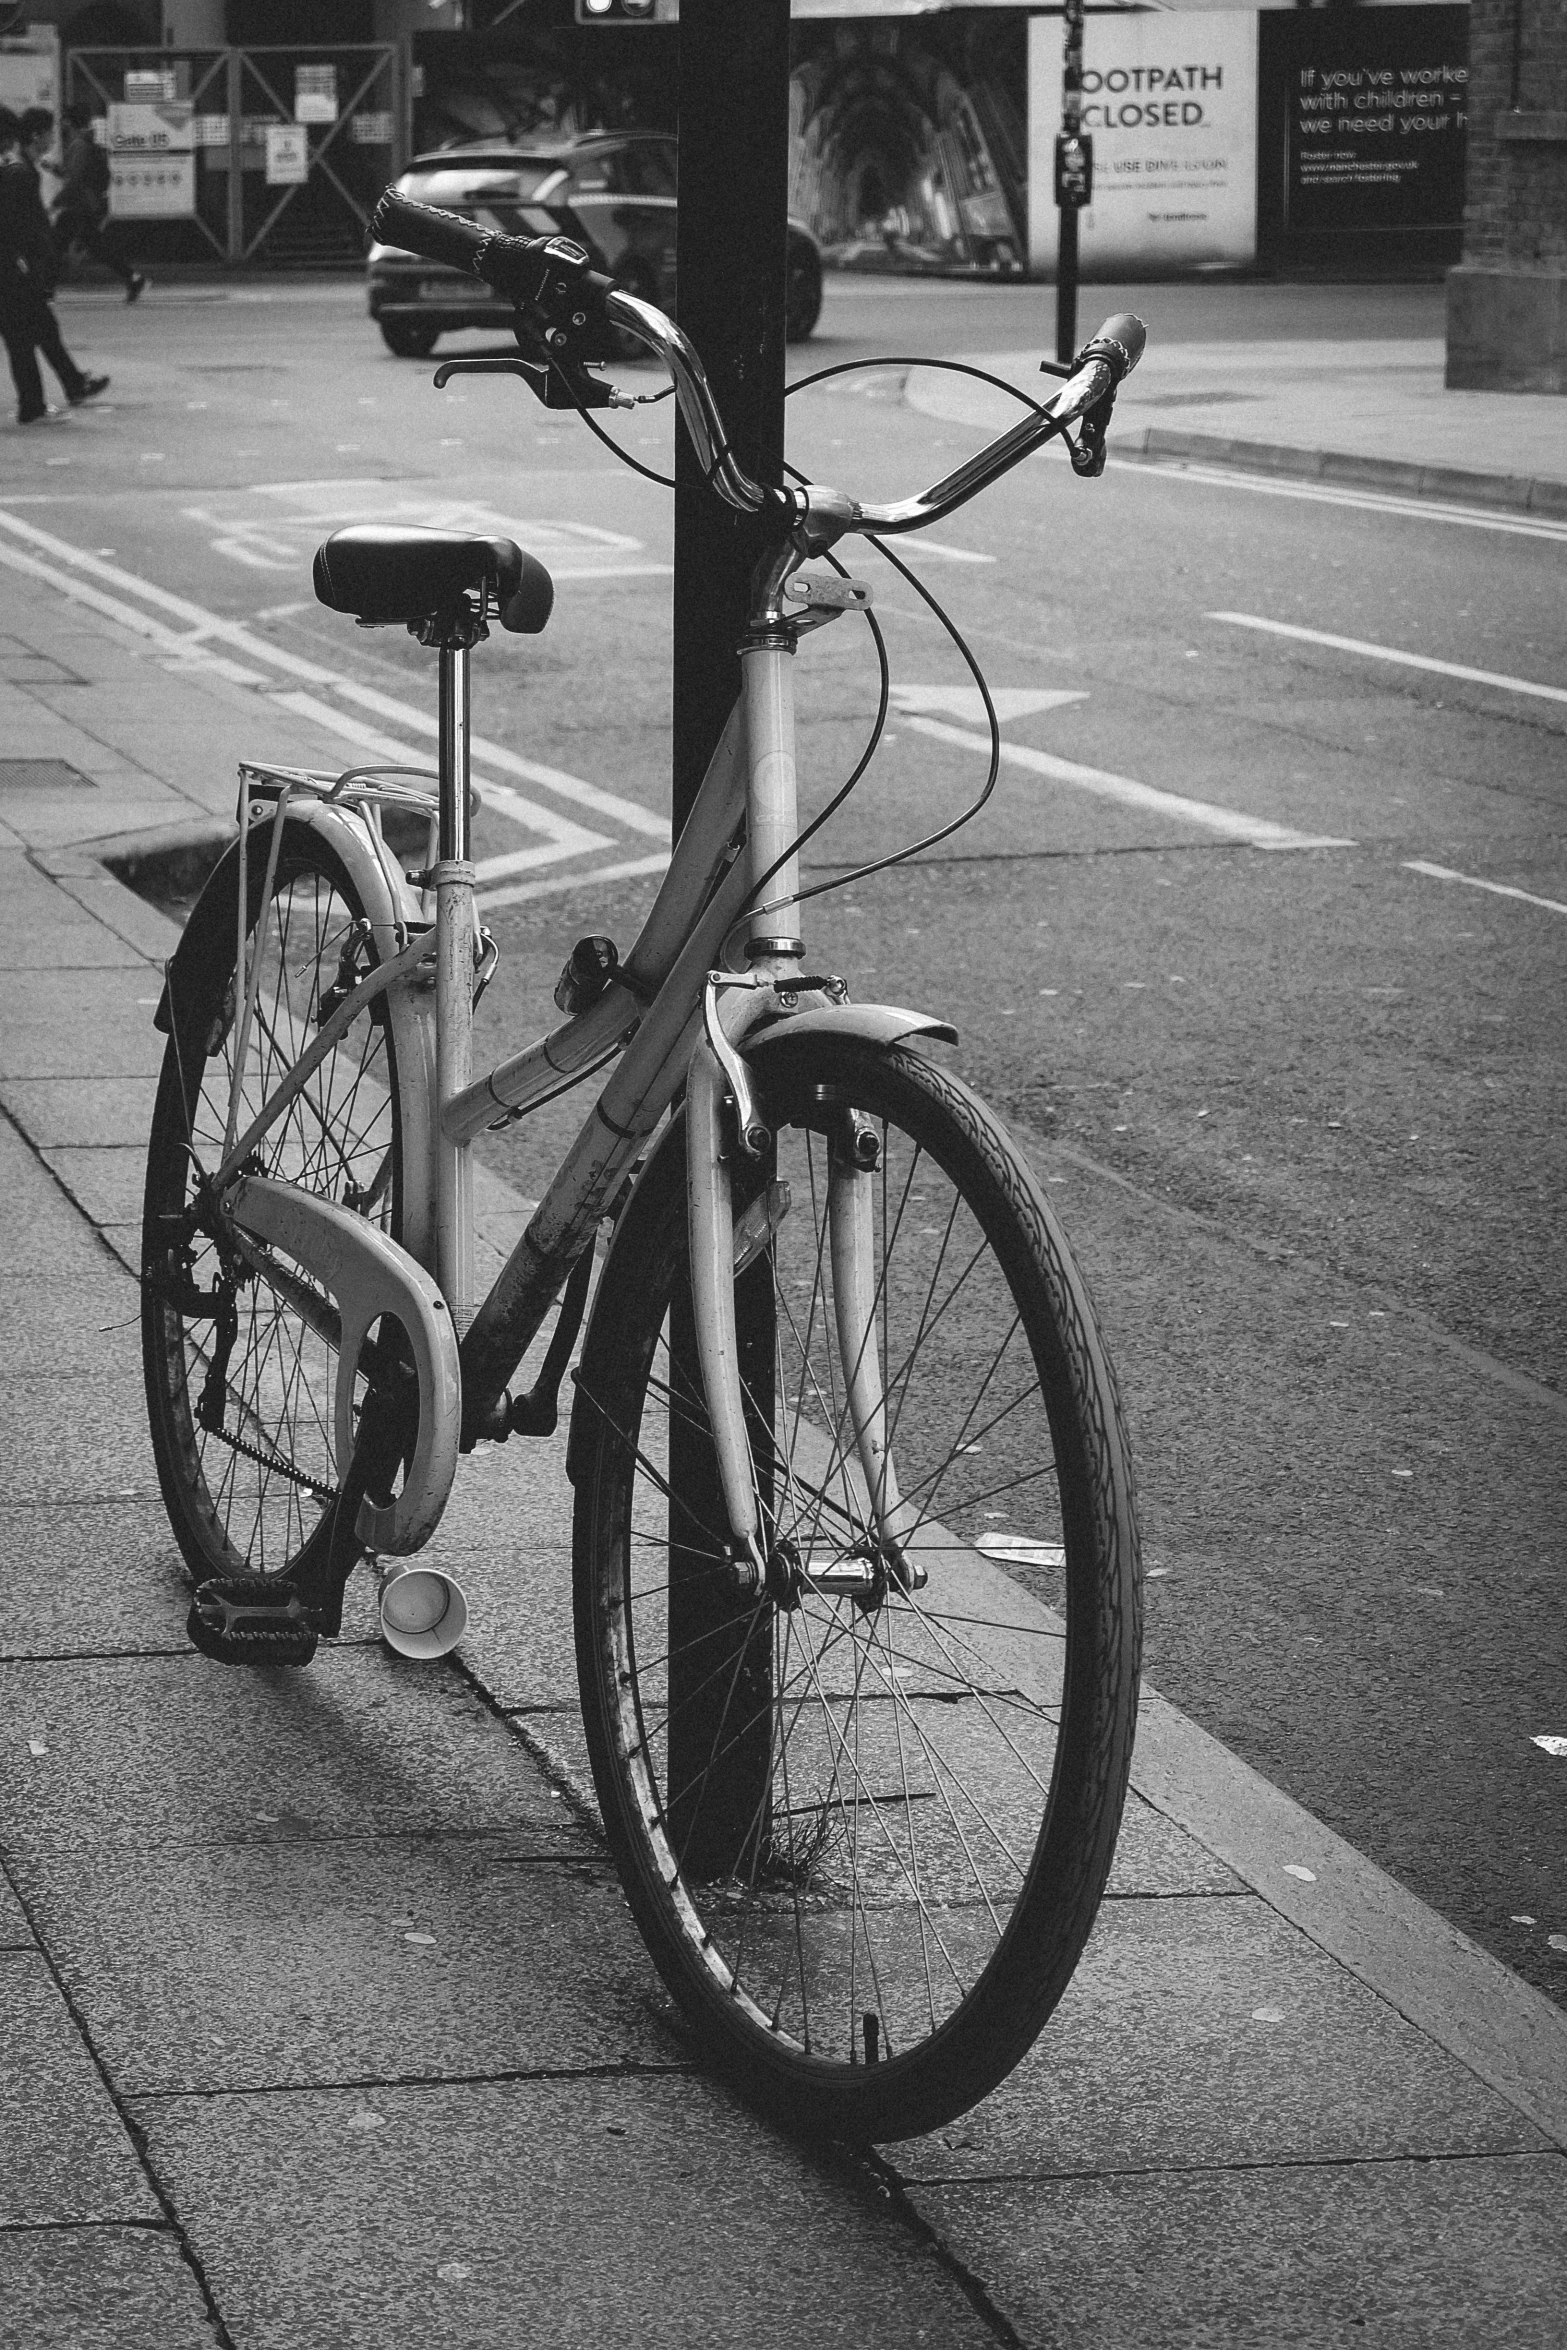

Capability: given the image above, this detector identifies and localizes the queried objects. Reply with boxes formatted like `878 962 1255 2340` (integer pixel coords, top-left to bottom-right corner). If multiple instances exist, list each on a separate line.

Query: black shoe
68 374 109 405
18 406 63 425
126 272 147 304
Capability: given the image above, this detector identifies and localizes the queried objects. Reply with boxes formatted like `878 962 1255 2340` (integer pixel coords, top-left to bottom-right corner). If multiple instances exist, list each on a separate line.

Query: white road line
1139 460 1567 544
897 538 996 564
317 676 669 842
0 508 666 840
1210 612 1567 706
480 850 671 912
902 714 1356 851
269 692 610 872
1404 859 1567 919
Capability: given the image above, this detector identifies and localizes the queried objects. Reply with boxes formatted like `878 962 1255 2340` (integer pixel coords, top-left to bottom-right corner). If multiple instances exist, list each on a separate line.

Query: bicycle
140 190 1147 2144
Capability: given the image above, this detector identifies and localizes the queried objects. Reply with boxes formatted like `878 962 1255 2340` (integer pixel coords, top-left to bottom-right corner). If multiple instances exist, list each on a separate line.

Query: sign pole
1055 0 1090 364
667 0 789 1879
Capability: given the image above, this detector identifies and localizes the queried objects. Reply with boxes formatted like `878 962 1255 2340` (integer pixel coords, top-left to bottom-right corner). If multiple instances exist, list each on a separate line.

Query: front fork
686 1011 924 1596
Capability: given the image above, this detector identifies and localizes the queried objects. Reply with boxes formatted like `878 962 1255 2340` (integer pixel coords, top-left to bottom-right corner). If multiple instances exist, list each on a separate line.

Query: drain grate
0 758 94 790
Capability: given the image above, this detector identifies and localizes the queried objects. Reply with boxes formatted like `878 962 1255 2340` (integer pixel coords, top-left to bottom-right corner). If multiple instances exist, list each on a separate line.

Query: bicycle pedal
187 1576 319 1668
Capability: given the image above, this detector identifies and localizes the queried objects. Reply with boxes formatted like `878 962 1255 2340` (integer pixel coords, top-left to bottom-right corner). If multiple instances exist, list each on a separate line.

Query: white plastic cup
375 1560 468 1661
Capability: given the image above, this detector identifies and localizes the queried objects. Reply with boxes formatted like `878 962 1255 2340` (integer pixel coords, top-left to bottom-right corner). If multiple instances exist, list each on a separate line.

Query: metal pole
226 47 242 266
1056 0 1086 365
668 0 790 1881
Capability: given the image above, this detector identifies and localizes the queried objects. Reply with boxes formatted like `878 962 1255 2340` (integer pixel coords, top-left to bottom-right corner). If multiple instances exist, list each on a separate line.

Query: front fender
743 1001 957 1063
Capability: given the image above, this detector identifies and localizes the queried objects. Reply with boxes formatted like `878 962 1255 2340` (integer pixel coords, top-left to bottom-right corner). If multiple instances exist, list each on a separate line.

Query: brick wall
1462 0 1567 272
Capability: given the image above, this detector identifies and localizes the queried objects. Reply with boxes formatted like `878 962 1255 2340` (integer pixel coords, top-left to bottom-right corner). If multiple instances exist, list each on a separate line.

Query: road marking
269 692 610 872
897 538 996 564
1403 859 1567 919
891 685 1086 724
1139 460 1567 544
1210 612 1567 706
479 850 672 912
901 714 1356 851
0 509 666 841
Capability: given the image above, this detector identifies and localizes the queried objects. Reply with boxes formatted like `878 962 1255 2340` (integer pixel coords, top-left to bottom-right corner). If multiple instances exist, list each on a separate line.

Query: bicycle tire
571 1034 1141 2141
142 822 404 1588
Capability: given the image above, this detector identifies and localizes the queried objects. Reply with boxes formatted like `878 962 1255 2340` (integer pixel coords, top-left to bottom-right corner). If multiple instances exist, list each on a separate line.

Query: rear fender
153 802 439 1268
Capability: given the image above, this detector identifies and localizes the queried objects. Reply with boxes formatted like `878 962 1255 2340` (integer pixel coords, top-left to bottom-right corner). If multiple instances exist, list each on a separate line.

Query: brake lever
1066 385 1117 478
431 349 632 413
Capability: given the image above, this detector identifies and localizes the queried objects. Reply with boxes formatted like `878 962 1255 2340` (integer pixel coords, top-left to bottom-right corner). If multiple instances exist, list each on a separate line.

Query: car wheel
785 230 822 343
379 320 440 359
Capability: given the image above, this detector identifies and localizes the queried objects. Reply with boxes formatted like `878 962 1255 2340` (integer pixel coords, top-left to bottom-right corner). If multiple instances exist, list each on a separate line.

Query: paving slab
0 1499 207 1660
0 1955 159 2226
0 2225 217 2350
0 1498 384 1660
888 1895 1544 2181
0 1865 34 1946
0 1362 155 1506
36 1143 146 1231
912 2152 1567 2350
12 1831 676 2097
2 1077 159 1151
0 1650 596 1858
132 2072 996 2350
0 854 142 973
0 970 165 1080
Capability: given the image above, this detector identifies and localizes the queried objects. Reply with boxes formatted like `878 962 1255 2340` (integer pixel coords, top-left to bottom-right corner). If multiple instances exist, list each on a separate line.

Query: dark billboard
1258 4 1468 273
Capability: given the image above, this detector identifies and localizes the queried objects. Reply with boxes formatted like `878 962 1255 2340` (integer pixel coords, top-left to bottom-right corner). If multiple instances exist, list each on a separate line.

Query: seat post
437 639 470 862
433 629 476 1325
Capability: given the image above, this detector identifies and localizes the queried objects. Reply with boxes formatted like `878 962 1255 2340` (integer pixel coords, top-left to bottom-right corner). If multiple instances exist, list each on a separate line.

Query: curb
1120 422 1567 519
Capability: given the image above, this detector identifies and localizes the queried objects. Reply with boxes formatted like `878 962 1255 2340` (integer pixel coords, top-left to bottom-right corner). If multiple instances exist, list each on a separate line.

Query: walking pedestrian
0 107 110 425
51 105 146 302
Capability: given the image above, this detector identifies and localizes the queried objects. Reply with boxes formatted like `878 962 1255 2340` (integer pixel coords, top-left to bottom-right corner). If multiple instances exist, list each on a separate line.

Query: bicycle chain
200 1415 337 1505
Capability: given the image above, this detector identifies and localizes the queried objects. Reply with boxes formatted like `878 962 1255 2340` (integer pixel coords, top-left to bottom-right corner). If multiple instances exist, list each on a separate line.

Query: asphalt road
13 269 1564 2002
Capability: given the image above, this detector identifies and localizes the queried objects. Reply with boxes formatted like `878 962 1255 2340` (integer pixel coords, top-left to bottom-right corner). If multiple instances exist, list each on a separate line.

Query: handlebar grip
372 189 490 275
372 188 595 315
1080 313 1146 383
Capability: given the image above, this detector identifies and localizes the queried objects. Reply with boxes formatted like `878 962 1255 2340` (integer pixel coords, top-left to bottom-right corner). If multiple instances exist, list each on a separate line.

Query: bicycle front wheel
572 1035 1141 2142
142 822 405 1588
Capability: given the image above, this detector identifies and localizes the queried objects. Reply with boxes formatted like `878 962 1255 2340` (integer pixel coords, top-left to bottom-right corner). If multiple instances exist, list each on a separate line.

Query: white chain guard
225 1175 461 1556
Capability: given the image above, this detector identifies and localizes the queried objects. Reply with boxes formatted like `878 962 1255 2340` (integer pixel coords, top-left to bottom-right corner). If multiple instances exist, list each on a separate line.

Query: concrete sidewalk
2 454 1566 2344
905 331 1567 518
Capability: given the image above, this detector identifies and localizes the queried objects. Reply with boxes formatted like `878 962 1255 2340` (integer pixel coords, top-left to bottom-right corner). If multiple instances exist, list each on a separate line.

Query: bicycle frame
211 616 947 1580
203 299 1143 1581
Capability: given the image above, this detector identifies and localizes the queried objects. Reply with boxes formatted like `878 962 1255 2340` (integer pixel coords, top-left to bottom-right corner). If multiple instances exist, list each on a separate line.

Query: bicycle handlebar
371 186 1145 537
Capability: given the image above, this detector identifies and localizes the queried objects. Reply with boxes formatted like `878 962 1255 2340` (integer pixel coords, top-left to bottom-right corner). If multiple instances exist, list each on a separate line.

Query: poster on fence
110 153 196 220
1028 11 1258 277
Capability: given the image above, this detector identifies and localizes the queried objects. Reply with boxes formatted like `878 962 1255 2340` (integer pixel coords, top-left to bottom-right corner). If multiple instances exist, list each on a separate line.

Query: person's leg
28 290 88 402
0 308 47 422
60 205 138 293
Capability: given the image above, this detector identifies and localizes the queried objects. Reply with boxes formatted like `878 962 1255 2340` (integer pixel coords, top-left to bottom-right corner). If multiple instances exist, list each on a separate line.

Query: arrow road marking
1210 613 1567 706
900 714 1355 851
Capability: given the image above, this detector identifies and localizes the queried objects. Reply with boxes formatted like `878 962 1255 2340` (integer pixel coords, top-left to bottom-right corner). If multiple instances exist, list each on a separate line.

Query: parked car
367 131 824 358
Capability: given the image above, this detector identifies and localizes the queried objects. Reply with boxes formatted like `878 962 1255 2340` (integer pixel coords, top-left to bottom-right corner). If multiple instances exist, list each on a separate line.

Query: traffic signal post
665 0 792 1876
1055 0 1092 365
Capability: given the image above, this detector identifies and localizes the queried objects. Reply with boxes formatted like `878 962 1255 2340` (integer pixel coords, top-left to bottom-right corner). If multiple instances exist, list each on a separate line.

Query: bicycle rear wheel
141 823 404 1588
572 1035 1140 2141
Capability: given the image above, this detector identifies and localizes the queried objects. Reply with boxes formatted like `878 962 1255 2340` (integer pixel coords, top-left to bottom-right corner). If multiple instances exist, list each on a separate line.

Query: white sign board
265 122 309 186
109 153 196 219
294 64 337 125
1029 12 1258 276
0 31 60 149
108 102 195 154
